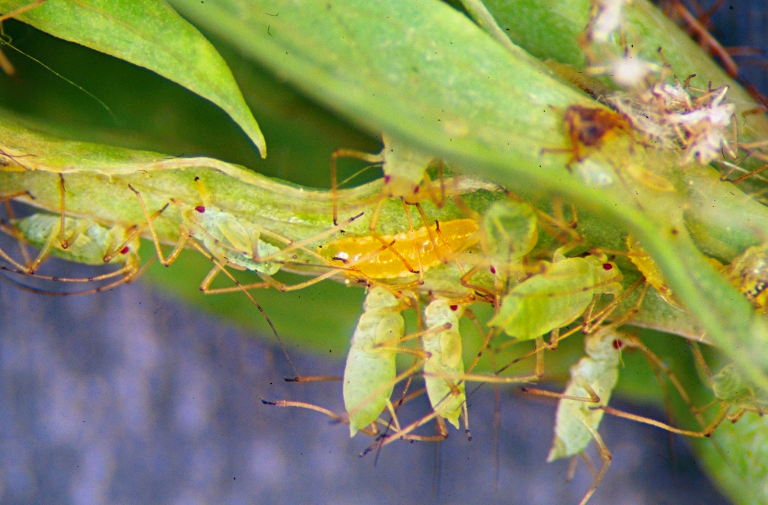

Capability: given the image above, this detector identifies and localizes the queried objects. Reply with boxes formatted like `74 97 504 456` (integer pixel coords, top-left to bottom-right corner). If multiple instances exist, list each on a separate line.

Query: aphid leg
577 422 612 505
668 0 738 78
400 200 426 281
367 197 420 275
521 380 602 404
542 197 582 249
58 174 70 249
458 263 497 305
128 184 190 267
425 162 447 209
0 190 33 266
730 162 768 184
360 408 448 456
255 211 364 263
330 147 383 225
0 258 151 297
582 278 647 334
597 404 726 438
102 204 169 263
186 238 301 378
260 399 378 437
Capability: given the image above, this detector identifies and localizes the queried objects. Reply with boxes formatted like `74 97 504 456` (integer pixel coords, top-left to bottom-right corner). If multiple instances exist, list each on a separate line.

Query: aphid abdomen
194 206 280 275
323 219 479 279
423 298 466 429
15 214 126 266
489 255 622 340
548 329 622 461
343 287 405 436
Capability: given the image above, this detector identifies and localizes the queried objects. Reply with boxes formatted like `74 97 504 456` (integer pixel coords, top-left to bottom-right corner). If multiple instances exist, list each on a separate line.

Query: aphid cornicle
489 248 623 340
422 297 466 429
343 286 406 436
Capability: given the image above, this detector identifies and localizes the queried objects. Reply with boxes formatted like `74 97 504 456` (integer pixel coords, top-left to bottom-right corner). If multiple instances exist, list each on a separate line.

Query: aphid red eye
490 265 497 274
450 305 458 311
384 175 391 183
120 246 130 254
612 339 624 350
602 263 613 270
195 205 206 213
413 186 420 194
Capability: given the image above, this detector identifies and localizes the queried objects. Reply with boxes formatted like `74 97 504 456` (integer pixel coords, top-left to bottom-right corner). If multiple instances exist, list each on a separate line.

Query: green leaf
0 0 266 156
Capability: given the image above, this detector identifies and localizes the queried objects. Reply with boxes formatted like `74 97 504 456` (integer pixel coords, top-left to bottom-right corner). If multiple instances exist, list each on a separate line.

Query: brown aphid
543 105 633 169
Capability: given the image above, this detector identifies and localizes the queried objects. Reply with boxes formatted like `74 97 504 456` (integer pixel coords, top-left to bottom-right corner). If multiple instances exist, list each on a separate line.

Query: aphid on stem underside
0 178 162 296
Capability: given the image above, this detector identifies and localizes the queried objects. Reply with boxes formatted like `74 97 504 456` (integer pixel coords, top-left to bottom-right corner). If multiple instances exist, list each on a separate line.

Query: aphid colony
3 129 767 505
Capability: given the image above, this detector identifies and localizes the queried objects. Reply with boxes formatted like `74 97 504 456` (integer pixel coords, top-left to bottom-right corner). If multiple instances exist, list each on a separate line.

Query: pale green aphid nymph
14 213 140 272
489 248 623 340
422 297 467 429
343 286 406 436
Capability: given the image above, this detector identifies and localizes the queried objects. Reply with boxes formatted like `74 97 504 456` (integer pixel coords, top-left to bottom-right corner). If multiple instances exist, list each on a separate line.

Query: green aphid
14 213 140 272
482 199 538 281
184 177 280 275
343 286 405 436
547 328 624 461
187 203 280 275
711 363 768 416
423 297 466 429
489 248 622 340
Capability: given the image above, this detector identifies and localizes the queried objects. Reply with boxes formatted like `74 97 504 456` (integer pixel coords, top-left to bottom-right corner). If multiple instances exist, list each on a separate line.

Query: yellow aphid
321 219 479 279
723 242 768 312
626 234 679 307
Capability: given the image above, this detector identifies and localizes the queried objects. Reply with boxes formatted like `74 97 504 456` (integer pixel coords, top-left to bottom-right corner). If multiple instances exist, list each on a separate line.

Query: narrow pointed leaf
0 0 266 156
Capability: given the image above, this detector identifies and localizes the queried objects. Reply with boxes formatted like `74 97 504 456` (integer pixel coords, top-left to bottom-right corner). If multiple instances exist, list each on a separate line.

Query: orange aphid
320 219 479 279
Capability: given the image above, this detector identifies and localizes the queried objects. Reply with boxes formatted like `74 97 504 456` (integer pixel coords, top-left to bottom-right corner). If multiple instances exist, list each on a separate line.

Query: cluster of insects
1 110 767 504
2 0 768 503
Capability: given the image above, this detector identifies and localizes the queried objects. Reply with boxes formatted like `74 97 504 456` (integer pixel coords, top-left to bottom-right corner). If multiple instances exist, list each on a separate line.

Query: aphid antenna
330 147 384 226
260 398 378 437
254 211 364 263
